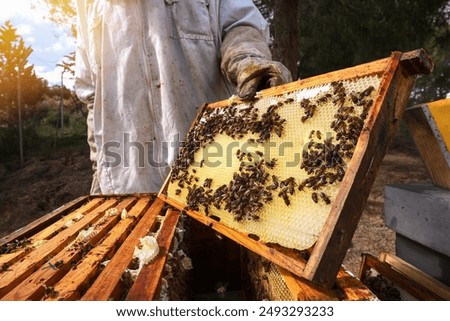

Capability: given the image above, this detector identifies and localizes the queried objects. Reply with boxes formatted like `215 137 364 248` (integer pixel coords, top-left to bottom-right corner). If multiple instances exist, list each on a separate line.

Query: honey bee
280 191 290 206
175 189 182 195
319 192 331 205
203 178 213 189
267 175 279 190
311 192 319 203
362 86 375 97
265 158 277 169
248 233 260 241
337 166 345 181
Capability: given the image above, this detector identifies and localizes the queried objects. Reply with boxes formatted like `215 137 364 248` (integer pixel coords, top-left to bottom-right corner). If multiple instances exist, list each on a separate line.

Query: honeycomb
244 250 294 301
165 75 381 250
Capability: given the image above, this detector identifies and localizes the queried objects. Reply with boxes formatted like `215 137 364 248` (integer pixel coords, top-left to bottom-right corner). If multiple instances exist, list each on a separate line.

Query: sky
0 0 76 88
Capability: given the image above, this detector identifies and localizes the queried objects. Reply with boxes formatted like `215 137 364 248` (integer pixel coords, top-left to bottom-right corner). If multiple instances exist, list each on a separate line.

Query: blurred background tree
0 17 85 166
41 0 450 103
0 20 48 163
255 0 450 103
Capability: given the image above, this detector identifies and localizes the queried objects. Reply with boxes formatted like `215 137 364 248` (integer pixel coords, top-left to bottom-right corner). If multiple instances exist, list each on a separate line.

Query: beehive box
0 194 190 301
359 252 450 300
159 49 433 288
0 193 375 301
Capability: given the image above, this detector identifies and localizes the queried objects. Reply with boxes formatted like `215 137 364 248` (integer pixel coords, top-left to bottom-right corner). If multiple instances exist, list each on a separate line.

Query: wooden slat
126 209 180 300
0 198 103 268
359 253 444 300
160 194 307 277
1 197 137 301
207 57 390 108
0 199 118 298
335 269 377 301
379 252 450 300
302 51 413 288
48 196 153 300
81 198 165 301
278 266 376 301
0 196 90 246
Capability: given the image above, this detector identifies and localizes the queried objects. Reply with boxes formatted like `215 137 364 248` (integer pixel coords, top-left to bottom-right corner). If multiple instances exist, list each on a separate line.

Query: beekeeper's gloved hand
234 56 292 100
221 26 293 100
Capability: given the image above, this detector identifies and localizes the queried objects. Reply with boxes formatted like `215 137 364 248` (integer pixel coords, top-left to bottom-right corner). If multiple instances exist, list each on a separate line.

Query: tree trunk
17 70 24 167
271 0 299 79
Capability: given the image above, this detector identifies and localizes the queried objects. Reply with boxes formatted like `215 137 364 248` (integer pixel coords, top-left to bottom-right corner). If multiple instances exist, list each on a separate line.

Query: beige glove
221 26 292 100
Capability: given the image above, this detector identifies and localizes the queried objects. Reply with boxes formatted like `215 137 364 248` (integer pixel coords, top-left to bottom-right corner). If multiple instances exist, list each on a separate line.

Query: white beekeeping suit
75 0 292 194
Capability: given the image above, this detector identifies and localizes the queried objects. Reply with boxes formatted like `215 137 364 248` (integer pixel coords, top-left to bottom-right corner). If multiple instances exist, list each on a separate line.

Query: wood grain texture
360 253 446 300
81 198 165 301
207 58 390 109
0 196 90 247
126 209 180 301
1 198 137 301
379 252 450 300
49 197 153 300
0 199 118 298
0 198 103 268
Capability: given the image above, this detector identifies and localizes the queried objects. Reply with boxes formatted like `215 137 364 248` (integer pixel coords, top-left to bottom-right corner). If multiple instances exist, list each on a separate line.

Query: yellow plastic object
425 98 450 165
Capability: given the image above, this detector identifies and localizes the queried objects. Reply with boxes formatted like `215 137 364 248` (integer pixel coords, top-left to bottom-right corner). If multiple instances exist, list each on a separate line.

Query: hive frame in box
159 49 433 289
359 252 450 300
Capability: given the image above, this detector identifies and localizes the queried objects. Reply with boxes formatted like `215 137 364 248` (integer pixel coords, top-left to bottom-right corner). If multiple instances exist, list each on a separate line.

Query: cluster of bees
170 80 376 223
185 149 275 221
170 98 288 191
0 237 31 255
298 81 375 203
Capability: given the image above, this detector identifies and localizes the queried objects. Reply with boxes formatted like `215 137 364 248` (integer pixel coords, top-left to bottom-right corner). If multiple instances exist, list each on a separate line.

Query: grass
0 111 88 169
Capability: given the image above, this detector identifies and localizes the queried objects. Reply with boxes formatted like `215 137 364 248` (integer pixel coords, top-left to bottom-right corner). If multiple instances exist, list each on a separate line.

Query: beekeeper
75 0 292 194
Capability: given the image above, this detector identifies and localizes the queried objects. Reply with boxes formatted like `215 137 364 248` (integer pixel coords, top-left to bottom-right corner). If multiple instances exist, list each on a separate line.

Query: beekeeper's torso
75 0 268 193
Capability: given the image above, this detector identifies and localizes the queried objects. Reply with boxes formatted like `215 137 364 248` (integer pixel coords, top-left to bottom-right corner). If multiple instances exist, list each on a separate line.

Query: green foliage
254 0 450 103
297 0 450 103
0 20 86 165
0 20 47 125
0 106 87 163
35 0 77 37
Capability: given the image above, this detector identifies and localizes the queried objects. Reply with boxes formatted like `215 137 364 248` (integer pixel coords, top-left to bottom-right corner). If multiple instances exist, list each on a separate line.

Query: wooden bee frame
159 49 433 289
0 194 180 301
